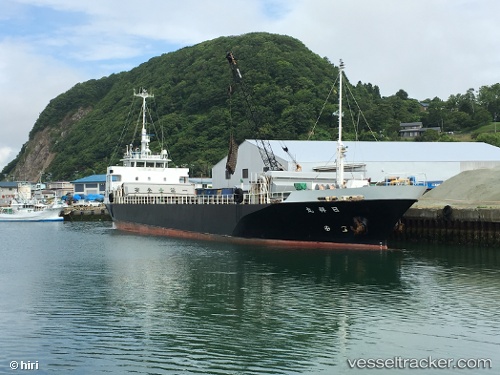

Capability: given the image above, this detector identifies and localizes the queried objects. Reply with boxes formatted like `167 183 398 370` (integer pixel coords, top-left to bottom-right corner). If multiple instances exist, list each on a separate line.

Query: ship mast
336 60 346 188
134 88 154 159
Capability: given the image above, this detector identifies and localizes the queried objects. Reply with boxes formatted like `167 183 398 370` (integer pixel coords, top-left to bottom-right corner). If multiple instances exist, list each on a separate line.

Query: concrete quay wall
391 205 500 246
62 206 111 221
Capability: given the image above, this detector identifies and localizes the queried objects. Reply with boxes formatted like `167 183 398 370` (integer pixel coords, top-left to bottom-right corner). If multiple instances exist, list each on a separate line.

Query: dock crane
226 52 284 171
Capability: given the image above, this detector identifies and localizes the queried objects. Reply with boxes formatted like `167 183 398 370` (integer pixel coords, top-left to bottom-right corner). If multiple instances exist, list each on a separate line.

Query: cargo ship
105 62 426 250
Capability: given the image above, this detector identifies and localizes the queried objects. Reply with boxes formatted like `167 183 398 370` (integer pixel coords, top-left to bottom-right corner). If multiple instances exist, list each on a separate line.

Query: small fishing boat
0 183 64 222
0 203 64 222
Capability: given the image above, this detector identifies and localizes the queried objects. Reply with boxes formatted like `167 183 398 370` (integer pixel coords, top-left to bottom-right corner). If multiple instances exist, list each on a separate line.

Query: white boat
0 183 64 222
0 203 64 222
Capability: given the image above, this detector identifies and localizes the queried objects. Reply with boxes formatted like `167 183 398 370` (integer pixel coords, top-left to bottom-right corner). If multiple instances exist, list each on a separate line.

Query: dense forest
2 32 500 181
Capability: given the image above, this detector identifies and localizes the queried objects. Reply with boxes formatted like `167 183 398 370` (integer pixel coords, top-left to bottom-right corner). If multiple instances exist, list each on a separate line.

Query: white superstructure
106 89 192 200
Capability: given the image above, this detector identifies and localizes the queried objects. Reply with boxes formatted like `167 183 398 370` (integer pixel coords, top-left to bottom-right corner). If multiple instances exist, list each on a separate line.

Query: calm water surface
0 221 499 374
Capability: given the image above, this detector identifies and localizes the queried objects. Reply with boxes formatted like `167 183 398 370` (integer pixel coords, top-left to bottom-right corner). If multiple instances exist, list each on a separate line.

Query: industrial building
212 140 500 189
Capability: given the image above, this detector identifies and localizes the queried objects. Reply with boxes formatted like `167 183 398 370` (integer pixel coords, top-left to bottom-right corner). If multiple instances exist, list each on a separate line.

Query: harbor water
0 222 498 374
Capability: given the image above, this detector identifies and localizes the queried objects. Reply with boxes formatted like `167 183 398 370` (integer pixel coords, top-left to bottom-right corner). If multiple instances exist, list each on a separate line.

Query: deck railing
110 178 295 205
111 190 285 205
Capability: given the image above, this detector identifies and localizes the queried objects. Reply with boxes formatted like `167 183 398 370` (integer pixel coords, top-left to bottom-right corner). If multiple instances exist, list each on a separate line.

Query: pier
390 166 500 247
62 205 111 221
391 204 500 246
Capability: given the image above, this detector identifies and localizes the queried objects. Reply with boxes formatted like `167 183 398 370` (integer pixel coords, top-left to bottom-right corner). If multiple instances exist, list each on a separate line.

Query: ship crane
281 143 302 172
226 52 284 171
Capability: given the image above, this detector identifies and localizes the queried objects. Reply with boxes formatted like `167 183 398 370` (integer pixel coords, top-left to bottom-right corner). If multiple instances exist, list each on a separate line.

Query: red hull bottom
114 221 389 251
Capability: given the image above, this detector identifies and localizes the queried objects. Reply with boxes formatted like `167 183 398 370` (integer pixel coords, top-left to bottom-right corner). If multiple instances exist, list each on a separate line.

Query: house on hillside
211 140 500 189
399 122 441 138
419 102 429 111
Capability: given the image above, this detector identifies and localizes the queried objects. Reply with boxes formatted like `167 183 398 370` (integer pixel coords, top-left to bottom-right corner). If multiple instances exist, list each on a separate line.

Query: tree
448 111 473 130
421 97 446 130
395 89 409 100
477 83 500 121
473 107 493 128
415 129 440 142
476 133 500 148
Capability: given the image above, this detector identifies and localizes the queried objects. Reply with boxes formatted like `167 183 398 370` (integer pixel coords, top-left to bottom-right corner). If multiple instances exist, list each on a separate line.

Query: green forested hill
2 32 500 181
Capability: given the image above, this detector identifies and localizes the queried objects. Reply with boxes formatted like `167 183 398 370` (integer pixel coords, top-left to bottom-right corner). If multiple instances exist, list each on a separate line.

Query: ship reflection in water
0 222 498 374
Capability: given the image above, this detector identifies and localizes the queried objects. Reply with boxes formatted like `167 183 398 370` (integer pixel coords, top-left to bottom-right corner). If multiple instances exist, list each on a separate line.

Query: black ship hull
106 198 417 250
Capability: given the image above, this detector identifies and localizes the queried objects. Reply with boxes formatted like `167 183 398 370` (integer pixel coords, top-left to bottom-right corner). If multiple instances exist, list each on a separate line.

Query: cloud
0 147 14 172
0 40 83 170
271 0 500 99
6 0 500 99
2 0 500 171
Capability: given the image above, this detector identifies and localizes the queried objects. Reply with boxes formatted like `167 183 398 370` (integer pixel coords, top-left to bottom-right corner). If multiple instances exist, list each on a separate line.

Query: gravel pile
414 166 500 208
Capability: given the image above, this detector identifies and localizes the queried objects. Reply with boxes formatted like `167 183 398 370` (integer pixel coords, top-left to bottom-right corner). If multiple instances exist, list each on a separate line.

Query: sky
1 0 499 170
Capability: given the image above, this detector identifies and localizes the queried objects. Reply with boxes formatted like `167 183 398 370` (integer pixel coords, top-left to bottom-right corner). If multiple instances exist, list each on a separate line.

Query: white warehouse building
211 140 500 188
